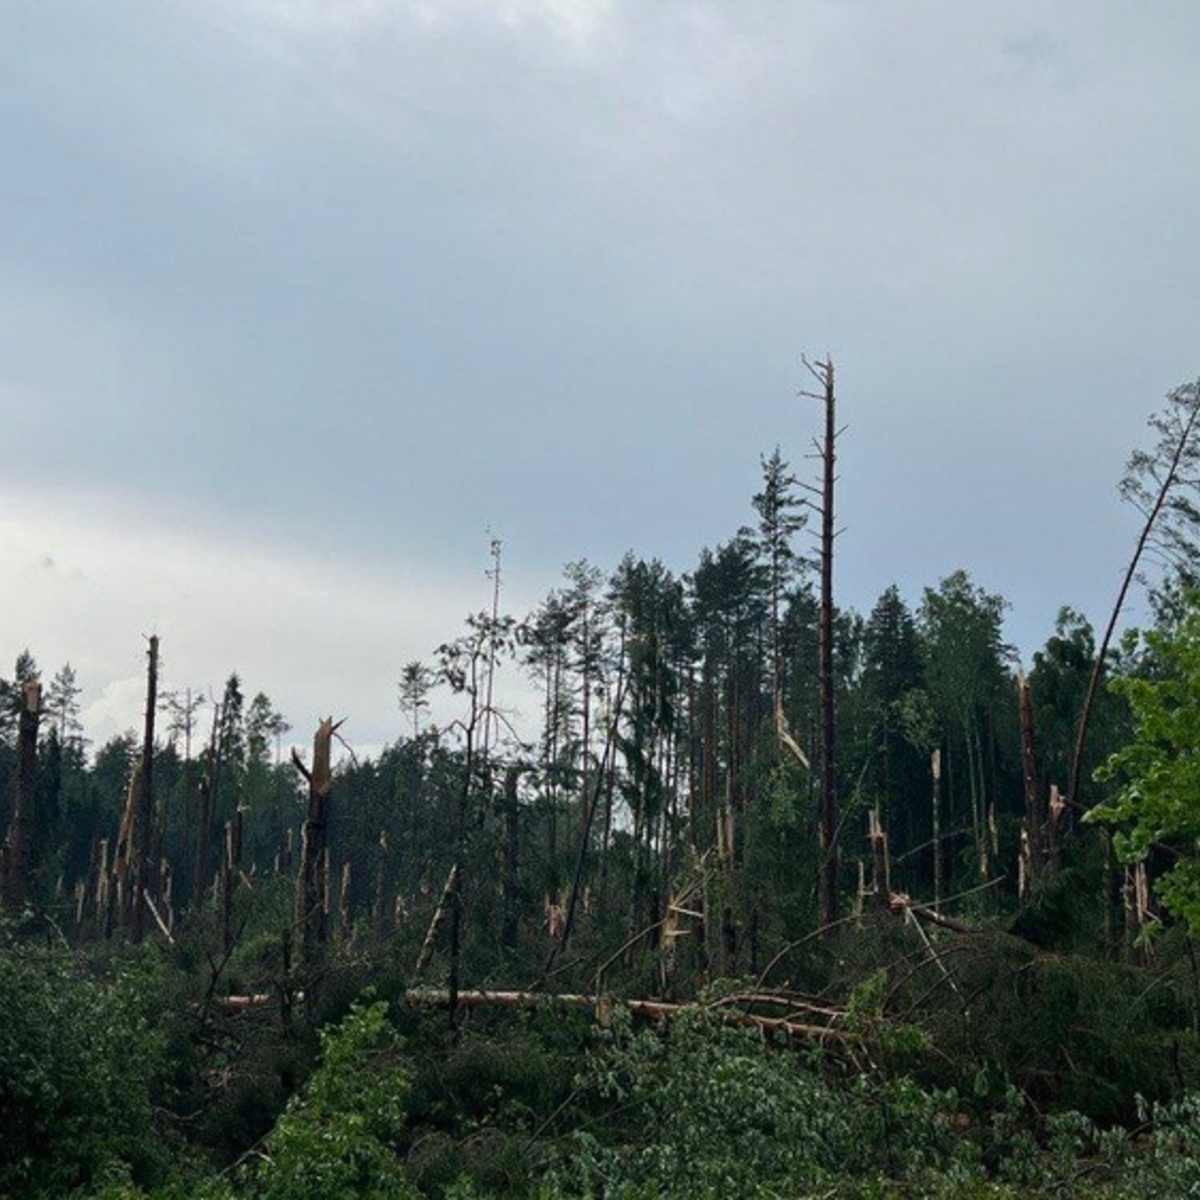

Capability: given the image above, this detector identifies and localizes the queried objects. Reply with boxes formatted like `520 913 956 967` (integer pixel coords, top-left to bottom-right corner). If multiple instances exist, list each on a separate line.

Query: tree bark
297 717 336 955
1016 672 1042 891
194 700 223 904
811 357 840 929
501 764 523 953
132 635 158 942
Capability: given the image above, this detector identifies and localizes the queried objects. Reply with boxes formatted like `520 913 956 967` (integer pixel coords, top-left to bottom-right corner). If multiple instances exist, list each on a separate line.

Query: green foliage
0 932 168 1196
248 997 416 1200
552 1006 969 1199
1092 596 1200 932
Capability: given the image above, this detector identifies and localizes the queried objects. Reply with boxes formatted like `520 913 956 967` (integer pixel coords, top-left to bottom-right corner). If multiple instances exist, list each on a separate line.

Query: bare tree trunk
1 680 40 914
414 863 458 979
544 673 627 979
501 764 523 954
1017 672 1043 893
222 809 242 954
296 717 337 955
869 807 891 909
805 356 840 929
338 859 352 942
931 749 942 911
194 700 223 905
373 830 388 937
132 635 158 942
111 764 140 931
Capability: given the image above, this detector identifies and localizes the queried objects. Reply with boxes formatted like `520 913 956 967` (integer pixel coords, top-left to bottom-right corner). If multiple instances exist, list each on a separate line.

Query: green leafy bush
551 1006 970 1199
0 933 168 1196
247 997 417 1200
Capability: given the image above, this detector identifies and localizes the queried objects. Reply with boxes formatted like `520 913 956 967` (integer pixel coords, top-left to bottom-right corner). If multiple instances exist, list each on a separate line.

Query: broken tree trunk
221 809 243 954
931 749 943 911
296 717 336 955
1016 672 1043 895
868 808 891 910
132 635 159 942
194 699 223 904
403 987 861 1044
414 863 458 979
108 762 142 934
802 355 841 930
501 764 524 954
1 679 41 914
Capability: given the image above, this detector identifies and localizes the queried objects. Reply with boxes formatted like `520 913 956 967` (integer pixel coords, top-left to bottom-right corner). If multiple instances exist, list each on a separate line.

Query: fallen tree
401 986 861 1044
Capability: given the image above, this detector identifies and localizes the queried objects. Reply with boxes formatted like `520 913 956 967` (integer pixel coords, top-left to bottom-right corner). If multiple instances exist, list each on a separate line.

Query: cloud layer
1 1 1196 746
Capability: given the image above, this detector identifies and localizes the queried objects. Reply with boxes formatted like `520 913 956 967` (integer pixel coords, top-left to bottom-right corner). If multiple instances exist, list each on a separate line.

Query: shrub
247 997 417 1200
0 932 169 1196
552 1006 971 1198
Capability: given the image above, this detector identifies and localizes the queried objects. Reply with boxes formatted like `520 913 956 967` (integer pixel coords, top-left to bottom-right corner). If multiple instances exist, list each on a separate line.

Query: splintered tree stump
296 717 338 954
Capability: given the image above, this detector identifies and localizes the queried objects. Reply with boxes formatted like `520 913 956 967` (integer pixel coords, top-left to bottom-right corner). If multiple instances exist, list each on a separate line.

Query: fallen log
212 985 860 1043
402 987 860 1043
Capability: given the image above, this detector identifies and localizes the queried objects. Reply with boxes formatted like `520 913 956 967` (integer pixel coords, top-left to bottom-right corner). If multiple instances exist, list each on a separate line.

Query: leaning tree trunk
1069 382 1200 810
1 680 41 914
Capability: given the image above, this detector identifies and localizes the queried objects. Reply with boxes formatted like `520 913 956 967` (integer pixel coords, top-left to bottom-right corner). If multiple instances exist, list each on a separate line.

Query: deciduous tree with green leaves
1091 595 1200 933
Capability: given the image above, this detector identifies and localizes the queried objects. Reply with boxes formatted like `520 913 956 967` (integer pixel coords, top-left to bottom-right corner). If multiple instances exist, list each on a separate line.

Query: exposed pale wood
802 355 840 930
1016 673 1042 890
145 892 176 946
297 717 338 953
414 863 458 978
890 892 974 935
403 987 861 1043
132 635 158 942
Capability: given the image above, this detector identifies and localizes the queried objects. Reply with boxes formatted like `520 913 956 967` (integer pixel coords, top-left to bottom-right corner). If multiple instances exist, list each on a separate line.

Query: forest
6 372 1200 1198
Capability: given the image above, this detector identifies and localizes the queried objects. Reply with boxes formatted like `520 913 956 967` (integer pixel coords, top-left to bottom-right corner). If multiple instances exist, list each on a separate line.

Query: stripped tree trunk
296 717 336 955
931 749 942 911
132 636 158 942
221 809 242 954
414 863 458 979
1016 672 1043 895
194 700 223 905
111 765 141 932
804 356 841 929
869 807 891 909
501 764 524 954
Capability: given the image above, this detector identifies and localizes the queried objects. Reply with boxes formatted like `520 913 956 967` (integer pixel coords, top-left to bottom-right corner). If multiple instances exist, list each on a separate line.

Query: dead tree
295 717 339 955
802 356 843 929
110 764 140 932
1017 672 1043 894
1 680 41 914
131 635 159 942
931 749 943 910
193 699 223 904
501 763 527 954
221 809 243 954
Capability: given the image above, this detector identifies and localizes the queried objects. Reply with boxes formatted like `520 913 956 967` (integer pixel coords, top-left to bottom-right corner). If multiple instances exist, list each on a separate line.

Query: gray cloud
1 0 1198 743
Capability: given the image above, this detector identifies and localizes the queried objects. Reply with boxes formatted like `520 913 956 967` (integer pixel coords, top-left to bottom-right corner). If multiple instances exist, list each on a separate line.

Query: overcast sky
2 1 1198 753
